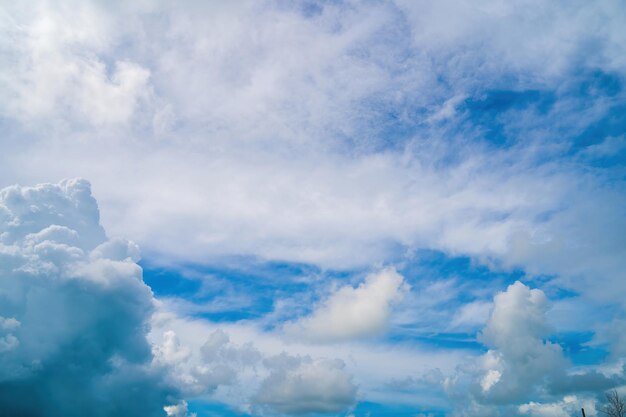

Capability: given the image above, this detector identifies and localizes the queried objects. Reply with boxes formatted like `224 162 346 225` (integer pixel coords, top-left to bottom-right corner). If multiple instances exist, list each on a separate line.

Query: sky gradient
1 1 626 416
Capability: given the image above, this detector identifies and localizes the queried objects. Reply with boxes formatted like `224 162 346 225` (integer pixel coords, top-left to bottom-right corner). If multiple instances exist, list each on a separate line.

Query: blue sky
0 1 625 416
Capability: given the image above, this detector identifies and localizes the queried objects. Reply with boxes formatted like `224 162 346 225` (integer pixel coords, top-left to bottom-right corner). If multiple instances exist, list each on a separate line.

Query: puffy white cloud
0 179 177 416
284 268 407 342
148 319 361 415
477 282 568 401
148 308 470 415
152 327 262 398
443 282 626 417
253 353 357 415
445 282 571 415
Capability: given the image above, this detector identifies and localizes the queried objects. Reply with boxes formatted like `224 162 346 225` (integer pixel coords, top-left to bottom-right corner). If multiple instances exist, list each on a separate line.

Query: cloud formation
0 179 177 416
284 268 407 342
149 321 359 416
0 0 624 289
253 353 357 415
1 0 626 415
476 282 567 402
443 282 626 416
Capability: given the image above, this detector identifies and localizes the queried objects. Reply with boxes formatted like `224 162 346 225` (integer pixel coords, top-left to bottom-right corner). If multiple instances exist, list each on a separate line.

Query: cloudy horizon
1 1 625 416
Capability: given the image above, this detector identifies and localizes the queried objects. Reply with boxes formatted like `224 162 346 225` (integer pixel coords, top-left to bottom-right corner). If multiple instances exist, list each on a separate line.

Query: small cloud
164 401 197 417
283 267 408 342
253 353 357 415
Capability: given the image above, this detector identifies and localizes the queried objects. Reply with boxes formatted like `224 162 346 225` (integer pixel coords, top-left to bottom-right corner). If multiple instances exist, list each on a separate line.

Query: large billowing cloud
0 179 177 416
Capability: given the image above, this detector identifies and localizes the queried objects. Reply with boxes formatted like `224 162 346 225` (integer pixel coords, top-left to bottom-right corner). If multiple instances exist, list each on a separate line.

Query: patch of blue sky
550 331 609 366
400 249 526 301
141 264 203 299
394 250 617 364
459 89 557 148
142 247 612 365
388 331 485 352
329 58 624 161
355 68 621 177
351 400 446 417
185 399 437 417
141 248 526 337
187 399 251 417
141 257 353 323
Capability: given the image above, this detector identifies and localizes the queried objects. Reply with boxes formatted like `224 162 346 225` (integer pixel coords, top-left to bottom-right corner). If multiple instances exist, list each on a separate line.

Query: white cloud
149 307 469 414
445 282 626 416
284 267 407 342
481 369 502 393
0 2 151 126
0 0 624 288
477 282 568 401
253 353 357 415
445 282 571 415
0 179 177 416
151 327 261 397
149 321 359 415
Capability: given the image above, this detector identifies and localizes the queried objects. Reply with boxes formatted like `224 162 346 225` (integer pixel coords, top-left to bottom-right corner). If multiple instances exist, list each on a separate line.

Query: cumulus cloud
0 179 177 416
284 268 407 342
152 327 262 398
477 282 567 401
149 309 469 415
148 319 360 415
444 281 626 417
444 282 572 416
253 353 357 415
